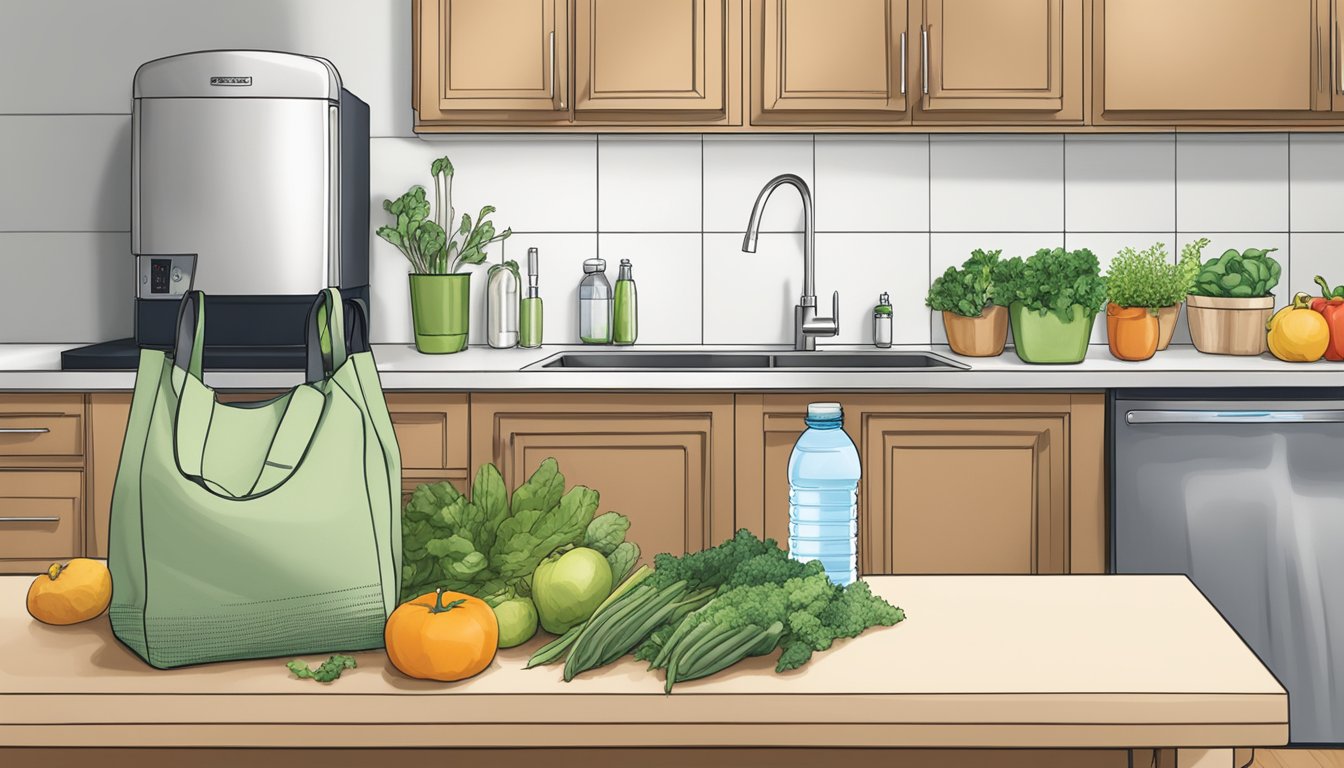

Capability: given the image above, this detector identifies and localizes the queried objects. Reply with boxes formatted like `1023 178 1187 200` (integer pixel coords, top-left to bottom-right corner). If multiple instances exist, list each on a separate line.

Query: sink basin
533 350 967 371
538 352 773 369
771 352 968 370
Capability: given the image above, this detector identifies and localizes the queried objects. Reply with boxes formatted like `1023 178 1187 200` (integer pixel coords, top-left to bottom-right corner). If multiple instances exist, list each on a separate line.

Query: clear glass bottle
873 292 893 348
579 258 612 344
613 259 638 346
486 257 520 349
519 247 543 349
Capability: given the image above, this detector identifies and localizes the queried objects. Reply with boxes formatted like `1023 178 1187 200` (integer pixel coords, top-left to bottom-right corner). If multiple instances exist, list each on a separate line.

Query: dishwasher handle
1126 409 1344 424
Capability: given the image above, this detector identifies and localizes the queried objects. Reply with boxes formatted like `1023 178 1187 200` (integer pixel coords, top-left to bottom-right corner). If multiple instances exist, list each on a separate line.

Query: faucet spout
741 173 837 351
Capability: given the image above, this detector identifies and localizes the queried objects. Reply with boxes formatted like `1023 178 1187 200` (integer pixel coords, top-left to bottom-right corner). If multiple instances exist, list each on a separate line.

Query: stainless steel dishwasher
1112 389 1344 745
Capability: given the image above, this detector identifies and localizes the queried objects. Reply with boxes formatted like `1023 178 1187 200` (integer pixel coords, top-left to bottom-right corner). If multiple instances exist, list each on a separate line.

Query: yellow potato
27 558 112 626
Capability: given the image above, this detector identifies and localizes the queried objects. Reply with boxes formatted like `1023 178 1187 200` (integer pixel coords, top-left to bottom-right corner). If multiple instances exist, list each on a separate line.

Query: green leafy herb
604 540 641 583
1187 246 1281 299
401 459 632 603
286 654 357 683
1107 242 1185 310
992 247 1108 321
377 156 511 275
925 249 1002 317
584 512 631 555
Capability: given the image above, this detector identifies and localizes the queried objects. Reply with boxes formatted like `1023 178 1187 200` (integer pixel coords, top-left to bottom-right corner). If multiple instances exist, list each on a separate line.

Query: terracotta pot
1106 303 1159 362
1185 294 1275 356
1155 304 1180 351
942 305 1008 357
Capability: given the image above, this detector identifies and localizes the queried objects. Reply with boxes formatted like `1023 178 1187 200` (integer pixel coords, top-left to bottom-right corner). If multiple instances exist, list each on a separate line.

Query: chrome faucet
741 173 839 351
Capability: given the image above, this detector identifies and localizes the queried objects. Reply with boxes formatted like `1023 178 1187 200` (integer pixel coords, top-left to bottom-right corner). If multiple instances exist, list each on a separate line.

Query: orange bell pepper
1310 275 1344 361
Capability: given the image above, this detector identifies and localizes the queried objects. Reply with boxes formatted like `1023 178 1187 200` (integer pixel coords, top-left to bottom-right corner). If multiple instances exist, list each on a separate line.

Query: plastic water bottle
787 402 861 586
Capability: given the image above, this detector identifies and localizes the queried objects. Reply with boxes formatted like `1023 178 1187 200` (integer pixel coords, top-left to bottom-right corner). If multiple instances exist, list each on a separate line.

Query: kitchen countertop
0 574 1286 750
0 342 1340 391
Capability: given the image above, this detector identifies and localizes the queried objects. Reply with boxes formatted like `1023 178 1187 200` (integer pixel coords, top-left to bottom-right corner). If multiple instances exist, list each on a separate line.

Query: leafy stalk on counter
529 530 905 691
400 459 638 602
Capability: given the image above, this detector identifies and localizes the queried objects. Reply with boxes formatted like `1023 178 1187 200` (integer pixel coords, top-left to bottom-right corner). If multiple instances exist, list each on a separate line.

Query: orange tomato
27 559 112 626
384 589 499 682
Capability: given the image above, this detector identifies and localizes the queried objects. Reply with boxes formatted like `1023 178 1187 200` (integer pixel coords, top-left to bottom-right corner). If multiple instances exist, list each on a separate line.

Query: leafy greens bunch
992 247 1108 320
1188 246 1281 299
530 530 905 692
1106 242 1188 311
400 459 639 603
377 156 512 275
925 249 1003 318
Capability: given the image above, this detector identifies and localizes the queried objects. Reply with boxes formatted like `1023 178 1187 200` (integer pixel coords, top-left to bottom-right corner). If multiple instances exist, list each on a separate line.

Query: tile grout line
1286 134 1291 296
927 133 933 344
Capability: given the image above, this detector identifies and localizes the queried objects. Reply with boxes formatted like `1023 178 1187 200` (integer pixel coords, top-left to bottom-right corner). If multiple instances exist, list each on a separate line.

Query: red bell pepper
1311 275 1344 361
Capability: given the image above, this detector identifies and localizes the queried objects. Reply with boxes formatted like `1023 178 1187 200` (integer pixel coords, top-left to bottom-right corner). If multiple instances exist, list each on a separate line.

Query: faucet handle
831 291 840 336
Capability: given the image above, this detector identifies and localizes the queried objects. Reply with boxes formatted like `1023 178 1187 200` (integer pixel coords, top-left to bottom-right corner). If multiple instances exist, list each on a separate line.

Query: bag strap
172 291 206 379
305 288 349 383
247 385 325 496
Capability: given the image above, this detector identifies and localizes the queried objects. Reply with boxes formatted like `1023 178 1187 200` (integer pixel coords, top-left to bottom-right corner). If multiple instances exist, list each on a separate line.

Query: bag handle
173 291 206 379
305 289 371 383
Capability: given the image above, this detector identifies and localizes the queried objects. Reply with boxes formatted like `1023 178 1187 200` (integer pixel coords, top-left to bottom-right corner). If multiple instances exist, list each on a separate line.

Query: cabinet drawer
0 395 84 458
387 393 470 471
0 471 82 562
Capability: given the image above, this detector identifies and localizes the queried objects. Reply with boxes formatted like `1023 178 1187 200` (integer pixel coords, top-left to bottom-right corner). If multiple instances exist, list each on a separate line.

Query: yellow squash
1267 293 1330 363
26 559 112 625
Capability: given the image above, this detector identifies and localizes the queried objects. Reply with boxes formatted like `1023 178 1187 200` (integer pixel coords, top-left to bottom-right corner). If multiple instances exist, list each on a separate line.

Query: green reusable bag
108 289 402 668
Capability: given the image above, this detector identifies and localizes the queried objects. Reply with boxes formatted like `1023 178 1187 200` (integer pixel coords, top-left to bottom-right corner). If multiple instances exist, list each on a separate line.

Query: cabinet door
471 394 735 561
0 471 83 573
751 0 912 125
387 393 470 502
86 392 132 559
917 0 1084 121
1099 0 1334 121
415 0 569 121
575 0 725 113
736 394 1106 576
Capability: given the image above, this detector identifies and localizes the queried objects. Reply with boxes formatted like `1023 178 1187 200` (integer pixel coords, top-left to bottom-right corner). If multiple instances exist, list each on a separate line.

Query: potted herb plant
1105 242 1188 361
993 247 1108 365
377 157 511 354
1185 246 1281 356
925 249 1007 357
1158 238 1208 350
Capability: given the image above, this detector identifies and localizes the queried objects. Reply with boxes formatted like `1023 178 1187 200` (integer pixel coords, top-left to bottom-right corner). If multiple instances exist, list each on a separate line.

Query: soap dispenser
873 293 893 348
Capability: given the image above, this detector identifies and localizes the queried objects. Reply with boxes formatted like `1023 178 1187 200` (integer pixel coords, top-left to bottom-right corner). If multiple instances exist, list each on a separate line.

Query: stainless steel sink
533 350 967 371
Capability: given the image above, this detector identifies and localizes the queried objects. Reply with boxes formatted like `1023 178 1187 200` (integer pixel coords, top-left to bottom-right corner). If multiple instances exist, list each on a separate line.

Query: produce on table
286 654 357 683
400 459 638 603
532 546 613 634
1310 276 1344 361
484 585 539 648
1189 248 1281 298
530 530 905 692
1267 293 1330 363
526 565 652 669
926 249 1002 317
26 559 112 626
385 588 499 682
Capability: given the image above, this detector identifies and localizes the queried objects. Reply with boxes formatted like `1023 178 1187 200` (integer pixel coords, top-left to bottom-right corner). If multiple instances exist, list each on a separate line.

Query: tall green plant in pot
993 247 1108 365
925 249 1008 357
377 157 511 354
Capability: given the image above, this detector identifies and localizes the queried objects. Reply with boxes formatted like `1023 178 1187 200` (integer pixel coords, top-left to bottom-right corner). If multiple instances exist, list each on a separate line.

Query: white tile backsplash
0 0 1335 350
702 136 813 234
930 136 1064 232
597 137 702 232
814 136 929 232
1176 134 1289 232
1289 134 1344 232
1064 135 1175 232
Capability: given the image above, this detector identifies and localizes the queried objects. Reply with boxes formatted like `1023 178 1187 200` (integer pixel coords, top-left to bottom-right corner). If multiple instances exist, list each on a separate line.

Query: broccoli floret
647 529 777 591
721 549 825 589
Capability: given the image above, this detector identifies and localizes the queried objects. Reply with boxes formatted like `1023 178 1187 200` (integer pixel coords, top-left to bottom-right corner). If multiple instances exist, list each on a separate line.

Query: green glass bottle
613 259 638 346
519 247 543 348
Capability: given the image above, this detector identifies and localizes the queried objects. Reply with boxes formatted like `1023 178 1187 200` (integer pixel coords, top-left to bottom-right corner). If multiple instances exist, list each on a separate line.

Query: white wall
3 1 1344 345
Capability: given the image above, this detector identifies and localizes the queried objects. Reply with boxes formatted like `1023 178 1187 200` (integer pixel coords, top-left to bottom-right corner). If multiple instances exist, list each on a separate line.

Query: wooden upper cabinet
1098 0 1338 122
415 0 569 124
751 0 912 124
916 0 1085 122
575 0 726 113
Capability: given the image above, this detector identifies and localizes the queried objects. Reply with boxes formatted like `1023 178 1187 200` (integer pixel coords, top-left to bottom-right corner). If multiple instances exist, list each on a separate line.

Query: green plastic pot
409 273 471 354
1008 302 1096 364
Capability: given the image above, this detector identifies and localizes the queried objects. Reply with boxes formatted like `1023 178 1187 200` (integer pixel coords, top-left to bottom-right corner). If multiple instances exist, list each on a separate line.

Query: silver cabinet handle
921 26 929 95
0 516 60 523
899 31 907 96
0 427 49 434
1127 409 1344 424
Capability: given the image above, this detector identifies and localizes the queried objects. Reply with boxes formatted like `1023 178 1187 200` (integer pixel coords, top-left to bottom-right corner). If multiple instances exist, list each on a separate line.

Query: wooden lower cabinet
735 393 1106 575
470 394 736 561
